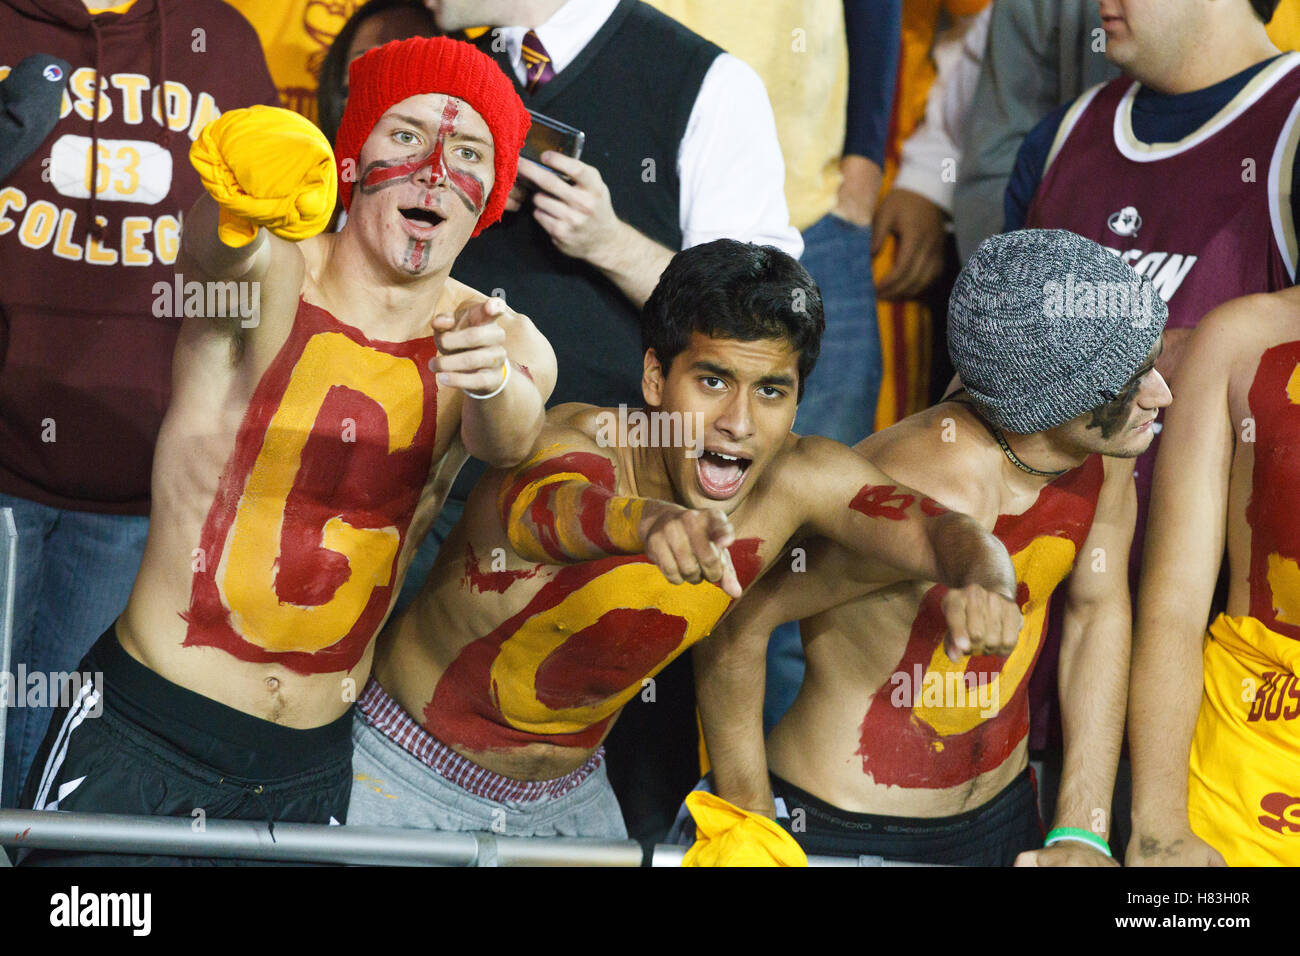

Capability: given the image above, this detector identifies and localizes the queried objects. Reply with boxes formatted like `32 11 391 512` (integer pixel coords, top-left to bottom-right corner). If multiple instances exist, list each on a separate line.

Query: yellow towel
190 105 336 247
681 791 808 867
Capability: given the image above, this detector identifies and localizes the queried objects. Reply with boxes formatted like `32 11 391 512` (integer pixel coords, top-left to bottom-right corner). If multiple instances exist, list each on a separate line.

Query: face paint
855 456 1102 789
404 238 428 273
1086 375 1141 439
462 542 539 594
1245 343 1300 639
183 299 441 675
358 99 486 215
424 539 764 751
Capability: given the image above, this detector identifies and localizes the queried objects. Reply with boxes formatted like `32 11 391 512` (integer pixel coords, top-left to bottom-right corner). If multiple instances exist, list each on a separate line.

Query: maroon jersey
1027 53 1300 329
1027 55 1300 592
0 0 278 515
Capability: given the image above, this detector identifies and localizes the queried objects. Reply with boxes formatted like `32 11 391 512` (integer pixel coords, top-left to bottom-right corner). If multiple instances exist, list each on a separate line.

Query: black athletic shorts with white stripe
18 624 352 866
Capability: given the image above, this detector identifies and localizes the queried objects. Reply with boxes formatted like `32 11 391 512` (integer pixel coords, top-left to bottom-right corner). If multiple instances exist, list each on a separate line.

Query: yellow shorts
1188 614 1300 865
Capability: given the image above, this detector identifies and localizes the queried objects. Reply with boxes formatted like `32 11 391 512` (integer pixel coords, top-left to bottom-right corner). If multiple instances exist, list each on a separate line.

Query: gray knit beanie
948 229 1167 434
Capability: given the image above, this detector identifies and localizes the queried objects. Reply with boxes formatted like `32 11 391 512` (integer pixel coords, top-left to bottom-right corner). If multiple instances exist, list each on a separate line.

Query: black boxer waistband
89 624 352 781
770 767 1042 865
772 767 1036 835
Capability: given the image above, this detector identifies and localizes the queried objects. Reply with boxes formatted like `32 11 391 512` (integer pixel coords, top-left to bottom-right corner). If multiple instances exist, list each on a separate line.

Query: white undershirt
492 0 803 257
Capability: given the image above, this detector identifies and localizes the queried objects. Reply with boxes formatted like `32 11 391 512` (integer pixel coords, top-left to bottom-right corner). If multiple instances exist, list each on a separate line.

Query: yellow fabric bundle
680 791 808 867
189 105 336 248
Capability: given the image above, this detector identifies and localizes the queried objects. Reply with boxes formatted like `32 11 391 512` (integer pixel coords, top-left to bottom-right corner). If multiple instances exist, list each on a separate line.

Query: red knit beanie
335 36 530 237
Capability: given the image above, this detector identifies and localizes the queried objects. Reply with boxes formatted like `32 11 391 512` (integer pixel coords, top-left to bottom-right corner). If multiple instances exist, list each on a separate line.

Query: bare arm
1018 457 1135 866
1126 311 1237 867
179 191 273 284
794 437 1021 656
697 540 871 817
448 302 557 469
496 414 740 595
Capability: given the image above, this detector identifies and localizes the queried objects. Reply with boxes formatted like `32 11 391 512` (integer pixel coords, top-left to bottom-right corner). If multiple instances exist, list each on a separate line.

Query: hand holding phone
519 109 585 187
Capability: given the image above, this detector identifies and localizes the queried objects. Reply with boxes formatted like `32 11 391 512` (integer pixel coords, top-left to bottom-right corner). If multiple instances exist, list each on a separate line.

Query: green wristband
1044 826 1112 858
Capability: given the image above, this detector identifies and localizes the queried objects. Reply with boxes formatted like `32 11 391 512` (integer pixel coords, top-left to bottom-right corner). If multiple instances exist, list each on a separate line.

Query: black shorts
18 625 353 866
770 768 1043 866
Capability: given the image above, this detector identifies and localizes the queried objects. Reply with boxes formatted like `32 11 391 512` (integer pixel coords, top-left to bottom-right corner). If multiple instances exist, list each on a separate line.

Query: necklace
993 429 1068 479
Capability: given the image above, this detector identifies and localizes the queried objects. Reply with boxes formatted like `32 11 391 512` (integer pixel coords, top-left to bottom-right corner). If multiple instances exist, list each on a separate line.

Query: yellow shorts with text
1188 614 1300 865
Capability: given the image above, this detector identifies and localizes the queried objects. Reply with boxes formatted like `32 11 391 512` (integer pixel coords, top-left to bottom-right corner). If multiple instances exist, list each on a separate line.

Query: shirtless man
19 36 553 863
1128 286 1300 867
689 230 1171 866
348 239 1023 838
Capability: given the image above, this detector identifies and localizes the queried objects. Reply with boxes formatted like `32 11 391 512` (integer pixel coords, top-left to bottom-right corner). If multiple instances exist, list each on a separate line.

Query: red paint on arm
920 497 948 517
849 484 916 521
499 451 620 562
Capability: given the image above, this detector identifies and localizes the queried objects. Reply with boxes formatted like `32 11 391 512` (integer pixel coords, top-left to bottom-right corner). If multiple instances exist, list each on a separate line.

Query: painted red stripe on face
358 99 486 215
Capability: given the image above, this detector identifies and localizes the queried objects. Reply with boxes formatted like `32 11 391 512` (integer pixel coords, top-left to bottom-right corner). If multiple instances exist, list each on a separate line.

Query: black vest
453 0 721 411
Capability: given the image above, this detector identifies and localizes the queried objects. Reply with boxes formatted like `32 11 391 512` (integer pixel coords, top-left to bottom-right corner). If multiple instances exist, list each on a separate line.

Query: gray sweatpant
348 711 628 839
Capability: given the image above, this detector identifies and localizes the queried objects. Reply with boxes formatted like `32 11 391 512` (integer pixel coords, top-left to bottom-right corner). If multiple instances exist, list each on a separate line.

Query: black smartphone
520 109 586 185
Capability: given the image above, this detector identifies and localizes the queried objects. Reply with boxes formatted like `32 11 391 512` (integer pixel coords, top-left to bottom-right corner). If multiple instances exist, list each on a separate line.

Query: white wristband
466 359 511 400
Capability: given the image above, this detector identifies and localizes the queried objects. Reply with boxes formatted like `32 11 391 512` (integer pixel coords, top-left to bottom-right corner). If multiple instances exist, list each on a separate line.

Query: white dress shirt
492 0 803 257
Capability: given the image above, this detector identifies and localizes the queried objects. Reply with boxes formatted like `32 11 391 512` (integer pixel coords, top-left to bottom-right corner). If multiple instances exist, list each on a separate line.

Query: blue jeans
765 215 881 733
792 213 881 445
0 492 148 808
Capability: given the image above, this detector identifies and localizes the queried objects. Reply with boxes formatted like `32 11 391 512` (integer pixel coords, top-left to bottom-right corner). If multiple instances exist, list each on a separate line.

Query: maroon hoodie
0 0 277 514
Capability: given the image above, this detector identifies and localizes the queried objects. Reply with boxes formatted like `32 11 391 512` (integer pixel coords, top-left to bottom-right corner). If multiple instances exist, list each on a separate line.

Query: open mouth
696 449 752 500
400 206 445 235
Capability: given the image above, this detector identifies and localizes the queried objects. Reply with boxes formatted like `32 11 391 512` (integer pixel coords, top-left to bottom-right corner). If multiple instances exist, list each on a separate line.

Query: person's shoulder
545 402 604 432
1191 289 1300 381
855 404 1001 519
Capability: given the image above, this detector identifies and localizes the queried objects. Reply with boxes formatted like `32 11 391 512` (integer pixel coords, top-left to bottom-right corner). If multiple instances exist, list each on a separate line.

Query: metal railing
0 809 642 866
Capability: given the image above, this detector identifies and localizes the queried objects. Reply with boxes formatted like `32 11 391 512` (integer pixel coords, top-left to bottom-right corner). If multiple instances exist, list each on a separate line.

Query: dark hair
642 239 825 401
1251 0 1281 23
317 0 439 147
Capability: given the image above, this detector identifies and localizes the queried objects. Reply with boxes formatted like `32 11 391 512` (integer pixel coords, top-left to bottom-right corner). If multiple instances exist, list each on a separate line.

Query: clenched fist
190 105 337 248
940 583 1023 662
